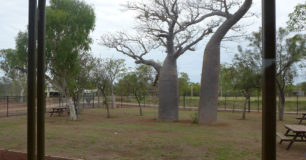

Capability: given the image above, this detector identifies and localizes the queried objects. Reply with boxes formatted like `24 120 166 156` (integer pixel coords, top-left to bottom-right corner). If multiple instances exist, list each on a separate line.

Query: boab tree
199 0 252 124
101 0 234 121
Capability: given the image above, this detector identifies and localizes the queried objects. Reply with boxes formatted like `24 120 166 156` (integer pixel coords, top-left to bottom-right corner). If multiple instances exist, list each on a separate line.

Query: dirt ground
0 107 305 160
0 150 71 160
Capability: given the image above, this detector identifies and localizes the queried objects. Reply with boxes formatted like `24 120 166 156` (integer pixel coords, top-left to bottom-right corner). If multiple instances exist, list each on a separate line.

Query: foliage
0 0 96 120
0 32 28 95
233 27 305 120
190 112 198 124
92 58 111 94
45 0 96 96
117 65 155 100
219 64 238 96
287 2 306 32
178 72 190 96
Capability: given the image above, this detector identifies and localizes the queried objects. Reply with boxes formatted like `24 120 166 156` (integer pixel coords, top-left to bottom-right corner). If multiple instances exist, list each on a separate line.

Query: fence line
0 95 305 118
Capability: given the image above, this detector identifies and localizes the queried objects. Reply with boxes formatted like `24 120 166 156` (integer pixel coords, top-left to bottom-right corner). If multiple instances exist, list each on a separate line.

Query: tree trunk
135 94 143 116
232 96 237 112
278 92 285 121
19 87 25 102
111 85 116 108
100 88 110 118
66 95 77 120
276 80 285 121
198 0 252 124
138 100 143 116
158 55 178 121
242 97 248 120
198 43 220 124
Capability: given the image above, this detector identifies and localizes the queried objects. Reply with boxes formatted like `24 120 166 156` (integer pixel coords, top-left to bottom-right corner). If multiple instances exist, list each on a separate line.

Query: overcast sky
0 0 304 83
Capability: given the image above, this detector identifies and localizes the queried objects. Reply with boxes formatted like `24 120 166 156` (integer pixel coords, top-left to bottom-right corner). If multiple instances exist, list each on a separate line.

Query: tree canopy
0 0 96 120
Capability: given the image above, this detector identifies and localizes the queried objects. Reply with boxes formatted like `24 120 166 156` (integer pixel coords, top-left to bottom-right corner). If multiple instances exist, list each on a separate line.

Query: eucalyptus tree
92 58 111 118
287 2 306 32
178 72 190 96
117 65 155 116
104 58 126 109
198 0 253 124
101 0 235 121
219 64 237 96
0 0 95 120
232 46 261 119
232 28 305 121
0 32 28 99
275 30 305 120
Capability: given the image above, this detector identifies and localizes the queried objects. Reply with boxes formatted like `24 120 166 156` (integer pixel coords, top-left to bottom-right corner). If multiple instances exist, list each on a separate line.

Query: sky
0 0 304 83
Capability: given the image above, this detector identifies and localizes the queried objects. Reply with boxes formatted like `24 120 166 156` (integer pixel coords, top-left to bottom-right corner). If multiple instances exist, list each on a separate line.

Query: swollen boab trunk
199 43 220 124
158 56 179 121
199 0 252 124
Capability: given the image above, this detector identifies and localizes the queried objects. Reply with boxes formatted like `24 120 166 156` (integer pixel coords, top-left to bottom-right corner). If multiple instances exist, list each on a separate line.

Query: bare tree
105 59 126 109
101 0 229 121
199 0 252 124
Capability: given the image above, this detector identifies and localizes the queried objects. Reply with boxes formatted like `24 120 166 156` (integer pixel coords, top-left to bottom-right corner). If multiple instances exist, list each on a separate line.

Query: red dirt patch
0 150 72 160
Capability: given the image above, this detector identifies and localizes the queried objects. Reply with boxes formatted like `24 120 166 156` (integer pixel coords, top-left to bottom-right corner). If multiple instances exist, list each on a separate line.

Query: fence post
232 96 235 112
58 95 61 107
83 94 85 109
121 96 123 107
248 97 251 113
98 91 100 107
183 95 186 109
144 96 146 107
224 95 227 111
296 95 299 115
6 96 9 117
92 94 94 108
257 88 260 112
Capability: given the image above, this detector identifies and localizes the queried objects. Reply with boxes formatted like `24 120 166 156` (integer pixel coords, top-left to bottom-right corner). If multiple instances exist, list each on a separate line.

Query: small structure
46 83 60 97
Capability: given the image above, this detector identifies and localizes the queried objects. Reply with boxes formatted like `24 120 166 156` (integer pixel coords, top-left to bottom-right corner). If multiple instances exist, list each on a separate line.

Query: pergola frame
26 0 276 159
27 0 46 159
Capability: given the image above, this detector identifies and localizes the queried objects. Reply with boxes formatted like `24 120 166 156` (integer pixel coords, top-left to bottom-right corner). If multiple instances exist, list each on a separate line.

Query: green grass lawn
0 108 305 160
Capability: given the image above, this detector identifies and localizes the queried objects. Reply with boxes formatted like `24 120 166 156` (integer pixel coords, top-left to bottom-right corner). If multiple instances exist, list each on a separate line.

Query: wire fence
0 95 305 118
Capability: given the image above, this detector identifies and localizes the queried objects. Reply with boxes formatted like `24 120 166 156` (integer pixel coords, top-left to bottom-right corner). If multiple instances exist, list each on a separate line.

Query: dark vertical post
28 0 37 159
248 97 251 113
224 95 227 111
92 94 94 108
257 88 260 112
262 0 276 159
183 95 186 109
37 0 46 159
232 96 235 112
83 94 84 109
6 96 8 117
98 91 100 107
121 96 123 108
296 95 299 115
144 96 146 107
